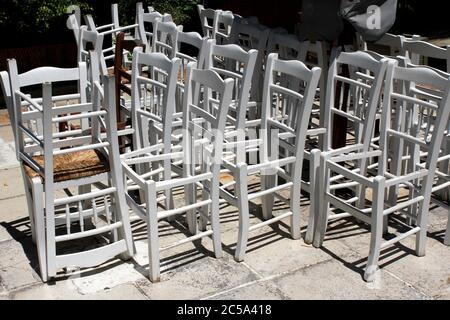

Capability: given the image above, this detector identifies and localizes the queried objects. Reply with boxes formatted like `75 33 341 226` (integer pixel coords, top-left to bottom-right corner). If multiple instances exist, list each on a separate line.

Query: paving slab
379 235 450 299
0 125 14 144
272 256 430 300
0 167 25 200
0 260 41 291
10 281 147 300
69 259 146 295
0 195 32 241
0 238 40 291
135 254 259 300
206 280 290 300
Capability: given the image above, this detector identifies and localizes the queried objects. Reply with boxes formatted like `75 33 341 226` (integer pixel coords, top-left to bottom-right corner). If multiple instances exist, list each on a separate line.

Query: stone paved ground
0 109 449 300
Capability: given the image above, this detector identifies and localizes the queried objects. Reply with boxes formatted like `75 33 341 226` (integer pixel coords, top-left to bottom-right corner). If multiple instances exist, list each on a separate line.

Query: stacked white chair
8 58 134 281
122 59 234 281
223 52 321 261
314 58 450 281
309 51 389 247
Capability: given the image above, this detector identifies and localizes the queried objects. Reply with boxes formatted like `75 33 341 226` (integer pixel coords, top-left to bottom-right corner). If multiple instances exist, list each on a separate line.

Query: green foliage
0 0 92 33
152 0 201 25
116 0 201 25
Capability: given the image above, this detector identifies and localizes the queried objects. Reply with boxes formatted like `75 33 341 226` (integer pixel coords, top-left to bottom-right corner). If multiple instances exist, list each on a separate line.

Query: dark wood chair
113 32 145 151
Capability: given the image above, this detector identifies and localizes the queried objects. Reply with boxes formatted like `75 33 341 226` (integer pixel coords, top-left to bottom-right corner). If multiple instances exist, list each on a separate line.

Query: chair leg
364 177 385 282
290 184 302 240
305 149 320 244
415 202 429 257
383 215 389 235
313 155 329 248
21 169 36 244
210 166 223 259
261 172 276 221
146 181 160 282
444 207 450 246
198 179 210 232
31 179 47 282
234 164 249 262
185 182 198 235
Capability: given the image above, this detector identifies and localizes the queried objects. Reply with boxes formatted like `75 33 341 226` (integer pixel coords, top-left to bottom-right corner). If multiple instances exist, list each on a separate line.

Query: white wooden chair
122 64 234 281
204 39 258 138
314 60 450 281
402 62 450 246
197 5 220 39
357 33 421 57
267 32 303 61
308 51 389 246
10 60 134 282
77 26 108 96
229 21 271 115
137 9 173 53
127 49 181 214
67 8 82 46
85 4 139 63
176 31 208 71
152 20 181 59
220 53 321 261
215 10 234 45
202 39 258 207
175 31 208 114
402 39 450 73
401 39 450 213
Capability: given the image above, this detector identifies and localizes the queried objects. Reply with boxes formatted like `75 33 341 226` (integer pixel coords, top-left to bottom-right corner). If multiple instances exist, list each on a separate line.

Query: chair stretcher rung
54 187 116 206
55 239 127 269
383 196 424 216
249 211 293 232
157 199 212 220
380 227 421 250
160 230 214 252
248 182 293 201
55 222 122 243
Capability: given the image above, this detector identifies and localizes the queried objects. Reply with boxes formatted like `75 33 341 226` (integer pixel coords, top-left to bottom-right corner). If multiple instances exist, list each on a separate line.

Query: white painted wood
12 64 134 281
221 52 321 261
122 63 234 281
314 58 450 281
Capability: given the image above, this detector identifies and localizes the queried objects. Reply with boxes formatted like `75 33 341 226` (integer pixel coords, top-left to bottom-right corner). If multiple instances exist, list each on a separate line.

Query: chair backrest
85 4 140 62
197 5 219 39
324 51 389 152
114 32 145 122
357 33 421 57
182 64 234 170
229 21 271 103
177 31 207 67
67 10 82 45
152 20 180 59
130 48 181 150
176 31 208 85
402 40 450 73
267 33 302 60
205 40 257 136
78 26 107 82
215 10 234 45
261 53 321 174
85 4 119 33
379 61 450 185
137 10 173 52
10 62 94 166
8 60 90 156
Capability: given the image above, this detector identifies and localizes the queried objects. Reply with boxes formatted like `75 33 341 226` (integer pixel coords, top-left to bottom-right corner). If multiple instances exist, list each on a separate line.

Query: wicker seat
24 149 110 183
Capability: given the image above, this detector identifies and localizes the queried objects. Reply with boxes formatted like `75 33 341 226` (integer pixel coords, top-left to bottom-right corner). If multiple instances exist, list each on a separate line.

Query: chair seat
24 149 110 183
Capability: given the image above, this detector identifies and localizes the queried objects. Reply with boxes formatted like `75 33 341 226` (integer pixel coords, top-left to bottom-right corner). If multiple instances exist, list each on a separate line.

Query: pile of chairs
1 3 449 284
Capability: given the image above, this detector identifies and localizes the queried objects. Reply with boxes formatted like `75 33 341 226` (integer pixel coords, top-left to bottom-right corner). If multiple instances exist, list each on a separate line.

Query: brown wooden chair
113 32 145 151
